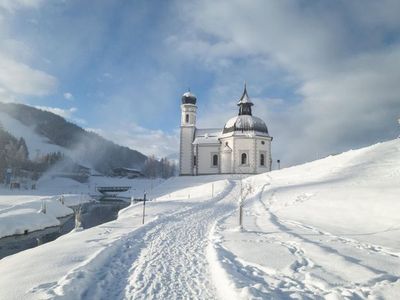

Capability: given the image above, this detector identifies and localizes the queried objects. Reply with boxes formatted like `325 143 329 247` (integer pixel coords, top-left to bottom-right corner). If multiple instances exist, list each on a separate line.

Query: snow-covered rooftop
193 128 221 145
222 115 269 136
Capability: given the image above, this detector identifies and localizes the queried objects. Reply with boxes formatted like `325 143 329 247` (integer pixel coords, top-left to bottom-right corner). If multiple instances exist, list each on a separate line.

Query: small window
261 141 265 145
260 154 265 166
241 153 247 165
194 155 196 166
212 154 218 166
185 114 189 123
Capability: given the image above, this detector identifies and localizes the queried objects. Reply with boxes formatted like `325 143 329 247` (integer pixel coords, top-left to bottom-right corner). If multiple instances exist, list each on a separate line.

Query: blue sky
0 0 399 166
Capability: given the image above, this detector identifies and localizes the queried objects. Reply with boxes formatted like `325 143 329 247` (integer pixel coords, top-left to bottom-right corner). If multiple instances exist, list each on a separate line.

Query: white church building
179 85 273 175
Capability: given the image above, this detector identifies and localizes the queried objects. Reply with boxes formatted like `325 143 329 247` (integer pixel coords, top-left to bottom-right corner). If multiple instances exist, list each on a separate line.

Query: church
179 84 273 175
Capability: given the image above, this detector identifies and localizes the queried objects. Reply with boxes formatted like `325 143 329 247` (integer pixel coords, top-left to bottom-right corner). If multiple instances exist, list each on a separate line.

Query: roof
237 83 253 105
222 115 269 136
181 91 197 105
193 128 222 145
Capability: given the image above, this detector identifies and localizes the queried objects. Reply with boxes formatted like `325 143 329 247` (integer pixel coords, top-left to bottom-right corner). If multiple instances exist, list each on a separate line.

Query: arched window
241 153 247 165
212 154 218 166
260 153 265 166
185 114 189 123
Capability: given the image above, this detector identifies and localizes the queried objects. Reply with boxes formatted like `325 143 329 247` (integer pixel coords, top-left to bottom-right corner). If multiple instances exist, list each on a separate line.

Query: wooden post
239 178 243 229
239 203 243 228
142 193 146 225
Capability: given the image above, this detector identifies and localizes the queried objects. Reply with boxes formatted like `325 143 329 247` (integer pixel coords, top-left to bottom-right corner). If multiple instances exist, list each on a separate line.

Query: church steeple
237 82 253 116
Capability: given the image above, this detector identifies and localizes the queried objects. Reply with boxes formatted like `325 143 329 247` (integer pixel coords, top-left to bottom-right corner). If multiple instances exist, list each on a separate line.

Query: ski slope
0 112 67 159
0 140 399 299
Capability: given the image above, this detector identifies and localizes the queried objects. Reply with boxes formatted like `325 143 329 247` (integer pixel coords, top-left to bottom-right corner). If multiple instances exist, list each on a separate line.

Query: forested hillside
0 102 147 175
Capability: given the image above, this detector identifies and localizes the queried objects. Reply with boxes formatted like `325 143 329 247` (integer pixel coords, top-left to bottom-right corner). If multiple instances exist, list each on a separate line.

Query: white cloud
87 123 179 159
0 54 57 96
173 0 400 165
35 105 76 118
63 92 73 100
0 0 56 100
0 0 44 12
34 105 86 125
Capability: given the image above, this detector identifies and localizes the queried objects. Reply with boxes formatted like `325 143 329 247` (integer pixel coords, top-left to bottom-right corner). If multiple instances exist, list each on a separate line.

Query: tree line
142 155 177 178
0 124 64 182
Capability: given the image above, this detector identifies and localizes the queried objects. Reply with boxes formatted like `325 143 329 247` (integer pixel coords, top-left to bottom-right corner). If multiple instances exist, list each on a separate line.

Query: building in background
179 85 273 175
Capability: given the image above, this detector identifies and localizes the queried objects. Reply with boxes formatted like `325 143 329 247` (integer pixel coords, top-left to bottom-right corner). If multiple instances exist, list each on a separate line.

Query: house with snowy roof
179 84 273 175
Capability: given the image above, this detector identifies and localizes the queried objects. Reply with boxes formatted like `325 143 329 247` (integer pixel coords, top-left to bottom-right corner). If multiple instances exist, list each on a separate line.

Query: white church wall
220 136 272 174
196 144 220 175
232 137 256 174
255 137 272 173
180 127 195 175
220 150 232 173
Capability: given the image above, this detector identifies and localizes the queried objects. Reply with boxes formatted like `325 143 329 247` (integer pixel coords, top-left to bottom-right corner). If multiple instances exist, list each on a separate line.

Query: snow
0 112 68 159
223 115 269 136
0 139 399 299
0 193 88 239
194 128 222 144
0 176 162 239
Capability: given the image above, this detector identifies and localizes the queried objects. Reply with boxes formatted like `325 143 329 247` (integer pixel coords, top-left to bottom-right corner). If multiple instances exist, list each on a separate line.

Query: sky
0 0 399 167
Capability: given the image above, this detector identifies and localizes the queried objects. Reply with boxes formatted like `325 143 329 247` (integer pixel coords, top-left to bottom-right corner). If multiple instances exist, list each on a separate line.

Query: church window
261 141 265 145
194 155 197 166
185 114 189 123
241 153 247 165
260 153 265 166
212 154 218 166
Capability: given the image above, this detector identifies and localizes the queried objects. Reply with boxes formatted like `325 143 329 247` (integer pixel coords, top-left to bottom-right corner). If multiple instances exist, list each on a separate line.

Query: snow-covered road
69 180 237 300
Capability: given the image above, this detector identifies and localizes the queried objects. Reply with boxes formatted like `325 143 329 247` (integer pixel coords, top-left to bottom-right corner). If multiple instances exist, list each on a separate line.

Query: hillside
0 102 147 174
0 139 399 299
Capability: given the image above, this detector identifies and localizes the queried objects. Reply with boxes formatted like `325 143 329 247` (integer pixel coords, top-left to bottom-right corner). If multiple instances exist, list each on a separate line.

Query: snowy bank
0 194 92 239
209 139 400 299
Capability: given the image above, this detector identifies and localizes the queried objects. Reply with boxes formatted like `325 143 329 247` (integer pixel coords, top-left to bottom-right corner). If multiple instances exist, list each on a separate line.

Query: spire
237 82 253 116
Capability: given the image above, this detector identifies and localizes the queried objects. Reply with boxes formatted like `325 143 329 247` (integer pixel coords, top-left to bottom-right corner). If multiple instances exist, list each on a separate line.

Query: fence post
142 193 146 225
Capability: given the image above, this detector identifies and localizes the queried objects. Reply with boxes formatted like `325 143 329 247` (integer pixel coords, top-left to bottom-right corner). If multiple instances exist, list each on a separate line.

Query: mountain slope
0 102 147 174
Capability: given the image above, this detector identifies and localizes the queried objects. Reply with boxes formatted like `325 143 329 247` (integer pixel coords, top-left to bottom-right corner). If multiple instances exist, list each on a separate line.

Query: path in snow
40 180 239 300
209 179 400 299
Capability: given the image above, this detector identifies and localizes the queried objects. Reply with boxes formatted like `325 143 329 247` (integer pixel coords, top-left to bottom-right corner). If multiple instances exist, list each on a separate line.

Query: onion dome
223 83 269 136
222 115 269 136
181 90 197 105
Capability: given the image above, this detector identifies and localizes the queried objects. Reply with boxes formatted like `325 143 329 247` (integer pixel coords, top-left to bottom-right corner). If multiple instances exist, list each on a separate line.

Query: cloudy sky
0 0 399 167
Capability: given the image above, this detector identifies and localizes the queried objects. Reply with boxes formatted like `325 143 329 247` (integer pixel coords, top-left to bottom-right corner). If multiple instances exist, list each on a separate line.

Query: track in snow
209 181 400 299
41 180 239 300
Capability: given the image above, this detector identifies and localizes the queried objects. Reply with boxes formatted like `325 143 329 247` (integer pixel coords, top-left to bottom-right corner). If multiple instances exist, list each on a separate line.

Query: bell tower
179 90 197 175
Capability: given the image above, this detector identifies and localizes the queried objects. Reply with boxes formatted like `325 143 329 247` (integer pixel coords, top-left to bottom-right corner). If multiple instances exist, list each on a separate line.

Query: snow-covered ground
0 140 399 299
0 176 161 239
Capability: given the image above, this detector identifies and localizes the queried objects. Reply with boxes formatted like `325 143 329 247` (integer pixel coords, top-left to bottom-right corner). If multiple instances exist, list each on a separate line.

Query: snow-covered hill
0 111 67 159
0 102 147 173
0 139 399 299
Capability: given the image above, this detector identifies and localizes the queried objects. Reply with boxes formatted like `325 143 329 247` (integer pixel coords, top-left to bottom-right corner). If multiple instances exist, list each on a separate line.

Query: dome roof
222 115 269 136
181 91 197 105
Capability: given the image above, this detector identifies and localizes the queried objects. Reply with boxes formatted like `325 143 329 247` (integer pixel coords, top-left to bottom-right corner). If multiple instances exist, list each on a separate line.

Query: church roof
193 128 221 145
222 115 269 136
237 83 253 106
181 91 197 105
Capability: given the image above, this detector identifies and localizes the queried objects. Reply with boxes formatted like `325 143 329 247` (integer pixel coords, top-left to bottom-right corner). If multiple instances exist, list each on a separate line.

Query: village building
179 85 273 175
